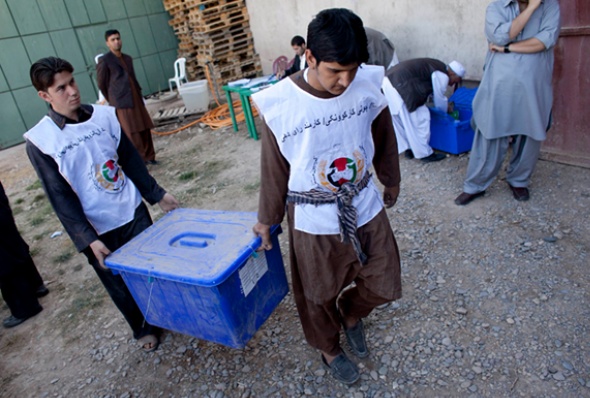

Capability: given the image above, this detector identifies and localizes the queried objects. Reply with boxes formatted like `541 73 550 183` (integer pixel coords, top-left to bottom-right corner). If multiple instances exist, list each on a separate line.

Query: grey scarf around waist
286 172 372 265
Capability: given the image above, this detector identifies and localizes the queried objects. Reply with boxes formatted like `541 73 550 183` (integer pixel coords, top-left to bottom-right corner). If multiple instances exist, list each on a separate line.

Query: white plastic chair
94 54 107 104
168 57 188 92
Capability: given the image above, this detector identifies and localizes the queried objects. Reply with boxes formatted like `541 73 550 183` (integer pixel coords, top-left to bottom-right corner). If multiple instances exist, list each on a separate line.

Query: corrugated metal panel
22 33 56 64
141 54 166 93
145 0 165 14
84 0 107 24
6 0 45 35
132 58 149 95
76 25 114 68
150 13 179 52
0 0 18 39
0 37 32 90
64 0 90 27
0 68 9 93
50 29 88 73
124 0 147 18
101 0 127 20
74 71 98 104
0 0 179 149
38 0 72 31
12 86 47 130
0 92 27 148
159 48 180 84
130 16 157 56
540 0 590 168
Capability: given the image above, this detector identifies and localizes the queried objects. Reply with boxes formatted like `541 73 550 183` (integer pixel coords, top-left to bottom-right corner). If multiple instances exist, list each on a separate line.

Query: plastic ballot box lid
105 209 276 287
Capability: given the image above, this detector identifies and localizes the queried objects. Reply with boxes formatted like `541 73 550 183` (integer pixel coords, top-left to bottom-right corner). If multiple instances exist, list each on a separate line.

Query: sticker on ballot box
239 252 269 297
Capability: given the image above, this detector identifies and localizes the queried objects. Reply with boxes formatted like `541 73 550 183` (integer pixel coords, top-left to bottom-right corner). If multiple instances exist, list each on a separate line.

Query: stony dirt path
0 117 588 398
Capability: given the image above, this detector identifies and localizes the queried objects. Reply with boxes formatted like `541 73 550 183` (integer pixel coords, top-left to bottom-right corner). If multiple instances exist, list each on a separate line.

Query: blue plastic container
429 87 478 154
105 209 288 349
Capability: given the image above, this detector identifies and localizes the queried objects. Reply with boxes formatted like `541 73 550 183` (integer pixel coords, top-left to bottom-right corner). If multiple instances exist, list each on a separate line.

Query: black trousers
0 181 43 319
82 202 161 340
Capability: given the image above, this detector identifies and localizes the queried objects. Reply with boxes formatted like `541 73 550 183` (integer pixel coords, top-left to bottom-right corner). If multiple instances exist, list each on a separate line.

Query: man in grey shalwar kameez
365 27 399 70
455 0 560 206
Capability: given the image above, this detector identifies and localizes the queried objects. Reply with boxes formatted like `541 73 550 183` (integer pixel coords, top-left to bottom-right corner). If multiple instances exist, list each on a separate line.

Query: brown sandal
137 334 159 353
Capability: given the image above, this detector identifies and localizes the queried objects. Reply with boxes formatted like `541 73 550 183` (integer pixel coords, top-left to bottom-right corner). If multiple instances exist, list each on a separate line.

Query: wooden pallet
192 26 251 46
187 0 244 17
183 0 244 10
171 22 190 35
197 45 255 64
168 13 188 27
187 5 249 25
151 105 204 126
194 33 253 54
210 58 262 84
189 14 250 33
163 0 185 11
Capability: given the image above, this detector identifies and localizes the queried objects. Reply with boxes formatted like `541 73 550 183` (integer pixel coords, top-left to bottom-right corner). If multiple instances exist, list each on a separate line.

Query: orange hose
151 64 257 136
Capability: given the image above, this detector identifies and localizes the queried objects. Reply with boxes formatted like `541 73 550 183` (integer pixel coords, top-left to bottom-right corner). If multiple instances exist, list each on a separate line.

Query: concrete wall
247 0 490 80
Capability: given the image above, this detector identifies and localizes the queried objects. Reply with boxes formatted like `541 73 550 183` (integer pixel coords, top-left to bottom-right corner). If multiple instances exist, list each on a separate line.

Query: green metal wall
0 0 178 148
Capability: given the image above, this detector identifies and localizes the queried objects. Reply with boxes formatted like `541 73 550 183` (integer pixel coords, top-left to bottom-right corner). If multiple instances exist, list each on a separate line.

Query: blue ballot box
105 209 288 349
429 87 478 155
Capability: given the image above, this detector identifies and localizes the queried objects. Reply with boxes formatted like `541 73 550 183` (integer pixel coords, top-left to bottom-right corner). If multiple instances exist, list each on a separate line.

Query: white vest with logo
252 65 388 235
24 105 142 235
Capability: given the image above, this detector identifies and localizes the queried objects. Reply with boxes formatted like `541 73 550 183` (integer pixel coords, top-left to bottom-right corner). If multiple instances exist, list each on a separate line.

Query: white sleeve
432 71 449 112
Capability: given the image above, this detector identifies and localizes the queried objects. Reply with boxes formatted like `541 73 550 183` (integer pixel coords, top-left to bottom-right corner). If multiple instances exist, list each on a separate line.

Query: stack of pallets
164 0 262 89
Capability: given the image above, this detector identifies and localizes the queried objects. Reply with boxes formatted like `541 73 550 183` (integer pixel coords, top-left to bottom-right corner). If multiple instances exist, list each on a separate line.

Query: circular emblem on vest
318 150 365 192
93 159 126 192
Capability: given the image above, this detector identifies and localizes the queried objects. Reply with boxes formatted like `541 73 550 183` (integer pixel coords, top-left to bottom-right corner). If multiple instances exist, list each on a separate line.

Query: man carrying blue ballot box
252 9 402 385
24 57 179 352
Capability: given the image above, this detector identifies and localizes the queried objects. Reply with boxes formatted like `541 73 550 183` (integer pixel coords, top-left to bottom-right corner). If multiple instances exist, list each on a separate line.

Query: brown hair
30 57 74 92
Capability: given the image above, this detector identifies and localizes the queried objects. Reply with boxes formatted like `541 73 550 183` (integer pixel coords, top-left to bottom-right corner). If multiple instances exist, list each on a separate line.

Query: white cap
449 60 466 78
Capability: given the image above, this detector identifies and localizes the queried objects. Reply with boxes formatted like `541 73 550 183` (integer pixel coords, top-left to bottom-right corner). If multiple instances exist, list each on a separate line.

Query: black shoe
36 284 49 298
404 149 414 159
454 191 486 206
508 184 530 201
343 319 369 358
321 353 360 385
3 307 42 328
421 152 446 163
145 160 159 165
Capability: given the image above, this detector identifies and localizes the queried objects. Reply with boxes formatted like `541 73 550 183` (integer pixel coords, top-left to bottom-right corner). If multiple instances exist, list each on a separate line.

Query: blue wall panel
84 0 108 24
124 0 146 18
101 0 127 21
64 0 90 27
7 0 45 35
12 86 48 130
150 13 179 52
22 33 56 65
0 37 32 90
0 92 27 148
0 68 9 93
130 16 158 57
0 0 19 39
38 0 72 31
50 29 88 73
1 0 178 148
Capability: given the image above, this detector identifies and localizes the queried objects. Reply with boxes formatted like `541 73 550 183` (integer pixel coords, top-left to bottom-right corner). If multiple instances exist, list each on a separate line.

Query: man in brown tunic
252 8 402 385
97 29 157 164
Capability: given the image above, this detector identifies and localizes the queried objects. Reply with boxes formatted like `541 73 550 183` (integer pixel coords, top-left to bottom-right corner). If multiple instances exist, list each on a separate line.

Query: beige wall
247 0 490 80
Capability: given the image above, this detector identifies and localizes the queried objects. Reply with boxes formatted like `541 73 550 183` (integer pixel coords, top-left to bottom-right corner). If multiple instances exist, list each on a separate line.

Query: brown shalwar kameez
115 55 156 163
257 71 402 356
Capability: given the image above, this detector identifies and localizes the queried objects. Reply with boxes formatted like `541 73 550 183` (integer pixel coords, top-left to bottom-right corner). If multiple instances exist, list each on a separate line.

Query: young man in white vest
24 57 179 352
252 9 402 384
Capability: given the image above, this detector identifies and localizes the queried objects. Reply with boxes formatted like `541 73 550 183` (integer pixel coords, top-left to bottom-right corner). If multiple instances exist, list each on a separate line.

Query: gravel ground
0 119 588 398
